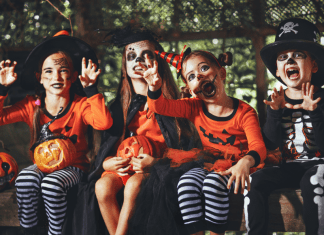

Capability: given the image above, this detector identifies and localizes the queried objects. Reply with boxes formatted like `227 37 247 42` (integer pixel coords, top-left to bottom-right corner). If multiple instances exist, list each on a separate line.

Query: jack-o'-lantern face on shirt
125 40 156 80
38 52 77 96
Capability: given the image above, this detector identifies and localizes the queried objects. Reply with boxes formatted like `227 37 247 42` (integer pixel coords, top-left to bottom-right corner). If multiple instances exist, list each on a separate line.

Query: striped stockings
15 164 83 235
177 167 234 232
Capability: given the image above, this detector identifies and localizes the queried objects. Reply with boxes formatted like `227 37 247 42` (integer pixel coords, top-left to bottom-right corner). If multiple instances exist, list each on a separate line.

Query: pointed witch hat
30 107 68 152
155 45 191 80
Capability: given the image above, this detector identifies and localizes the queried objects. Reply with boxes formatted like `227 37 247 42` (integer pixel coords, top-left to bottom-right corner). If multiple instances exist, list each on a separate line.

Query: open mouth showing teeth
0 172 15 185
52 84 63 88
287 69 299 78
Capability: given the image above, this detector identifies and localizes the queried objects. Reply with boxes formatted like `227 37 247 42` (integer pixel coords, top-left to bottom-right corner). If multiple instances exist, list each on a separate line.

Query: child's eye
127 52 137 61
44 70 52 74
187 74 196 82
201 65 209 72
277 54 288 61
142 51 155 60
293 51 307 59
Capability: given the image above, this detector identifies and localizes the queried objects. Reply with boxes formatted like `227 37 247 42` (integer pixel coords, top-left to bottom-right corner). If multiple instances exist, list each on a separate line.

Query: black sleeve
262 96 283 150
0 84 10 96
308 89 324 152
83 84 99 98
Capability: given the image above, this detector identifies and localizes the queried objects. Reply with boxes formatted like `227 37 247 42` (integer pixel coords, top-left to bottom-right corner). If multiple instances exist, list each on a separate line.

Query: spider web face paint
53 57 69 67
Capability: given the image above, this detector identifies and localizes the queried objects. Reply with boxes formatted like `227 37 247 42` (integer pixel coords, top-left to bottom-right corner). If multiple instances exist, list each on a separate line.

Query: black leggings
244 160 324 235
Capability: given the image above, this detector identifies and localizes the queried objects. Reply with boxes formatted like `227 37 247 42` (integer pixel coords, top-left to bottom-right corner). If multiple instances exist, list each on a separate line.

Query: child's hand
79 57 101 88
285 82 321 111
263 86 285 110
0 60 18 87
103 156 132 176
132 153 156 174
219 155 255 194
135 54 162 92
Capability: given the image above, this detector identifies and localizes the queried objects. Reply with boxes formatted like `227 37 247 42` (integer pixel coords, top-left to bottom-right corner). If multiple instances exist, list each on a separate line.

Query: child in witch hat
138 44 266 234
244 18 324 235
0 31 112 235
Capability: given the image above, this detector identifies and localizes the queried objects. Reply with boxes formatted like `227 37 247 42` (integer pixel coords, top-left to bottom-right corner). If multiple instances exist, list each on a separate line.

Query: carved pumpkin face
0 152 18 191
117 136 160 173
117 136 156 160
34 138 76 174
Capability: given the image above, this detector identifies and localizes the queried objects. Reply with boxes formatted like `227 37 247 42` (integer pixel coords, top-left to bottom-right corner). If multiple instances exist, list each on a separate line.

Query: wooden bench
0 187 304 234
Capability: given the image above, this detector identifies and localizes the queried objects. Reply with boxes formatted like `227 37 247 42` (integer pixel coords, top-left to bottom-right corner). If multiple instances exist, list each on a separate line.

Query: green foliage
0 0 323 108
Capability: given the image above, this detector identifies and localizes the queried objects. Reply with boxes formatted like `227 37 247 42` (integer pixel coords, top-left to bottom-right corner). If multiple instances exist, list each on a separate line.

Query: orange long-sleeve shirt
0 92 112 172
147 89 266 166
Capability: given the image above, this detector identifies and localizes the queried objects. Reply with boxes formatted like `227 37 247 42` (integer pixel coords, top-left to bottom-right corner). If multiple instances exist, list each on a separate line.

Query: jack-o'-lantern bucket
31 107 76 174
0 141 18 191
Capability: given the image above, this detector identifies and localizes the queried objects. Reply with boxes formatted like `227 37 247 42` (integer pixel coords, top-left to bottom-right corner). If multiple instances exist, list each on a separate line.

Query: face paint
53 57 69 67
183 55 225 100
275 49 318 89
40 53 74 96
193 75 217 98
277 51 307 62
125 40 156 79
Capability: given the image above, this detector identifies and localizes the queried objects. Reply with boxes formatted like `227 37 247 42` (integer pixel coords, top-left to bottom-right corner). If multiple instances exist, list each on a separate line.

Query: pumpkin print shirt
147 88 266 167
0 84 113 172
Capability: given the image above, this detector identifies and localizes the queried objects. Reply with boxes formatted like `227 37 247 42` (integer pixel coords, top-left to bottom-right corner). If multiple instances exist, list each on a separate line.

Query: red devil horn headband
155 45 189 73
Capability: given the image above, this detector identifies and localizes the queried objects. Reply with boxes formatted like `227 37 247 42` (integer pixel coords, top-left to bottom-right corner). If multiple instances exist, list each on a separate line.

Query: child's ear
312 61 319 74
71 71 78 83
220 67 226 81
276 68 280 77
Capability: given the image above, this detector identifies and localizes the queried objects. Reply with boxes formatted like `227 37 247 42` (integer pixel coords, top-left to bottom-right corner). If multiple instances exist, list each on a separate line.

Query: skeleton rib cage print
282 109 321 161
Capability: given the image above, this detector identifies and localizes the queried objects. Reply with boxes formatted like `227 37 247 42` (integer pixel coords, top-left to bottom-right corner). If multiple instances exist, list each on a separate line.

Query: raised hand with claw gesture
135 54 162 92
0 60 18 87
79 57 101 88
285 82 321 111
263 86 286 110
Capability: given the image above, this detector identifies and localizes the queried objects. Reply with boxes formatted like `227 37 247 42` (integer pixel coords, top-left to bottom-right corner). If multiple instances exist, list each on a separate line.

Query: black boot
22 226 38 235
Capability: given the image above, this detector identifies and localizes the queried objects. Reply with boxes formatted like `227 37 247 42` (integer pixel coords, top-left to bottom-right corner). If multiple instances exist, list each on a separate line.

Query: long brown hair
115 40 193 147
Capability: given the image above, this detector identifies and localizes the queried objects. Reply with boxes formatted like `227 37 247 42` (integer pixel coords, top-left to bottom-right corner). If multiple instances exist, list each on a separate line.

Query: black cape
62 94 198 235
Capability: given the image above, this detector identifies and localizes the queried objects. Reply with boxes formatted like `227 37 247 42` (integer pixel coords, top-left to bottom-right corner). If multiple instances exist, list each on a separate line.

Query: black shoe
22 227 38 235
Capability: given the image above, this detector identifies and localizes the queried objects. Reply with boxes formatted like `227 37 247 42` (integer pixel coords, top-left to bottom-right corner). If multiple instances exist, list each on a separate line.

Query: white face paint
125 40 156 80
310 164 324 233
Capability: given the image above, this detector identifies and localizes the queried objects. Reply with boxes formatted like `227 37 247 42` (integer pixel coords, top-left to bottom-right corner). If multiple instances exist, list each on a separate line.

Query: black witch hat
102 25 161 48
21 32 98 94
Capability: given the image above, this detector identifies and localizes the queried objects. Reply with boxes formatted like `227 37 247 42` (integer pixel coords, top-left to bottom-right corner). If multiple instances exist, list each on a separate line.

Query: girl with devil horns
138 48 267 235
0 32 112 235
94 26 198 235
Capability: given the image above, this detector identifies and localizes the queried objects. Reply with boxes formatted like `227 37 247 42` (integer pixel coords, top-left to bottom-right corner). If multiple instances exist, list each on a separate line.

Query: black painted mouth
194 75 217 98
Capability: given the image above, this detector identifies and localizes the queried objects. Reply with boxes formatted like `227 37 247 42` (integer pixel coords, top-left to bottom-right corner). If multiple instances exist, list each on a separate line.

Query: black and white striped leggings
15 164 83 235
177 167 235 233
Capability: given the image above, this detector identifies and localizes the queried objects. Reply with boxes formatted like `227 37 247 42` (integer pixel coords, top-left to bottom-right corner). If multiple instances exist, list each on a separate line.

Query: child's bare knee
95 175 119 202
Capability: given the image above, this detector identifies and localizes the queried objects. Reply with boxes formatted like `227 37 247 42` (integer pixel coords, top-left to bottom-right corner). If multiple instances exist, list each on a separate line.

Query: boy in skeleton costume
244 18 324 235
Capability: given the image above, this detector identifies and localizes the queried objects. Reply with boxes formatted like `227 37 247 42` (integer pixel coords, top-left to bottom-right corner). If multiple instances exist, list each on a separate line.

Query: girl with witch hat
93 25 199 235
0 32 112 235
244 18 324 235
136 47 266 235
